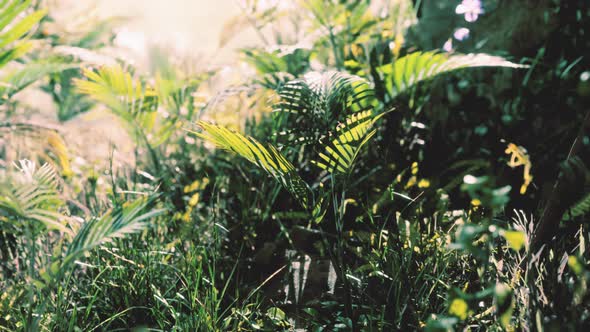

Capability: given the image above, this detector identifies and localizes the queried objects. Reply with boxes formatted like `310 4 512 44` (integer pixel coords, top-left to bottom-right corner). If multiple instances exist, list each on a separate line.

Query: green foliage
62 196 165 267
2 0 590 330
313 109 388 174
74 65 159 132
568 192 590 219
0 0 46 66
0 61 78 100
192 121 313 208
274 71 378 146
0 1 75 103
0 121 72 174
378 51 526 99
0 160 68 233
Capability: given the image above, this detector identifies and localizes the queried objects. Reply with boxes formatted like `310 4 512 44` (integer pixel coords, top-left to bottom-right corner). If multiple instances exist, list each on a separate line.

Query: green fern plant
0 1 79 101
1 160 164 265
0 160 69 234
378 51 526 100
312 109 389 174
191 121 313 209
75 62 210 146
0 160 165 329
58 195 166 273
0 61 79 100
0 0 46 69
0 1 78 177
192 100 385 216
74 65 159 136
273 71 379 150
564 192 590 220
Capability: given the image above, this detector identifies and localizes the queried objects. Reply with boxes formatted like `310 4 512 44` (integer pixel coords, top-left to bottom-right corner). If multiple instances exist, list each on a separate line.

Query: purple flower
443 39 453 52
455 0 484 22
453 27 470 41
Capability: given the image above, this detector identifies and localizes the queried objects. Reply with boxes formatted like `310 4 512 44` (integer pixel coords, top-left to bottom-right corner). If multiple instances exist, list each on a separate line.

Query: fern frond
312 110 388 174
0 0 46 74
192 121 312 208
273 71 378 148
0 1 57 101
63 196 165 268
276 71 375 118
74 65 159 130
0 160 70 234
566 192 590 220
0 1 45 50
379 51 526 98
0 62 78 100
0 41 32 68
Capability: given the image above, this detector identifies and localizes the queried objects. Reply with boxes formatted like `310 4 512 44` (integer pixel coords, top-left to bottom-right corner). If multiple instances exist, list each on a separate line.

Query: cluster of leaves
2 0 590 331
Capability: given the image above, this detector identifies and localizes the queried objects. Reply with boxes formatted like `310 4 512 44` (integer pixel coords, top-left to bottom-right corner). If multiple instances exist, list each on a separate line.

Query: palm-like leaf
74 65 159 136
0 40 32 69
379 51 526 98
0 0 46 69
273 71 378 148
0 160 70 234
563 192 590 221
63 196 165 268
192 121 312 208
0 62 79 100
313 110 388 174
0 1 73 102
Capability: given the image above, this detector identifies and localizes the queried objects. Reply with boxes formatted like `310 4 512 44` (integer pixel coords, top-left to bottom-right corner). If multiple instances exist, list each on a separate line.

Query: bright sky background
50 0 262 64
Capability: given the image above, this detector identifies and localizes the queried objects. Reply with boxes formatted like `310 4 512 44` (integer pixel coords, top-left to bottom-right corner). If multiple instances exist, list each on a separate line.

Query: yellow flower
188 193 200 207
405 176 417 189
449 298 469 320
505 143 533 194
418 179 430 188
411 162 419 175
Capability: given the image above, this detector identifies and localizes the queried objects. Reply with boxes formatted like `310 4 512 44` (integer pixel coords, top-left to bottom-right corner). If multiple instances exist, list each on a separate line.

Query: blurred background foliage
1 0 590 331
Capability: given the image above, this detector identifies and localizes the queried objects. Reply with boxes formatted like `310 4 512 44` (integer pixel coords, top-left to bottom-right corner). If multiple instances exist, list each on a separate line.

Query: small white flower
455 0 484 22
453 27 470 41
443 39 453 52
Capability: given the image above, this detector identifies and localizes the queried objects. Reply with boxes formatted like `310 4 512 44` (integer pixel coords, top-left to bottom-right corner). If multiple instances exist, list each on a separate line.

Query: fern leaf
276 71 375 118
74 65 158 120
0 1 45 49
63 196 165 268
379 51 526 98
312 110 388 174
74 65 163 145
0 41 32 68
0 62 78 100
0 0 44 68
0 160 70 234
192 121 312 208
0 10 45 49
564 192 590 221
273 71 378 148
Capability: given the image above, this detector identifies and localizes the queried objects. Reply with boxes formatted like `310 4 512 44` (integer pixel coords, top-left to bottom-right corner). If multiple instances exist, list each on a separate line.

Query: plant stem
332 186 357 331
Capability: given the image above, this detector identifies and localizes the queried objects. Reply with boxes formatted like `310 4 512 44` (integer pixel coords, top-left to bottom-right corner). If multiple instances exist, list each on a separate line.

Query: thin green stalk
331 183 358 331
25 223 36 331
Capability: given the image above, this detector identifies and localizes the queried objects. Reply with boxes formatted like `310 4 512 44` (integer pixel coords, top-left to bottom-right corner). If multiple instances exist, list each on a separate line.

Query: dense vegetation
1 0 589 330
